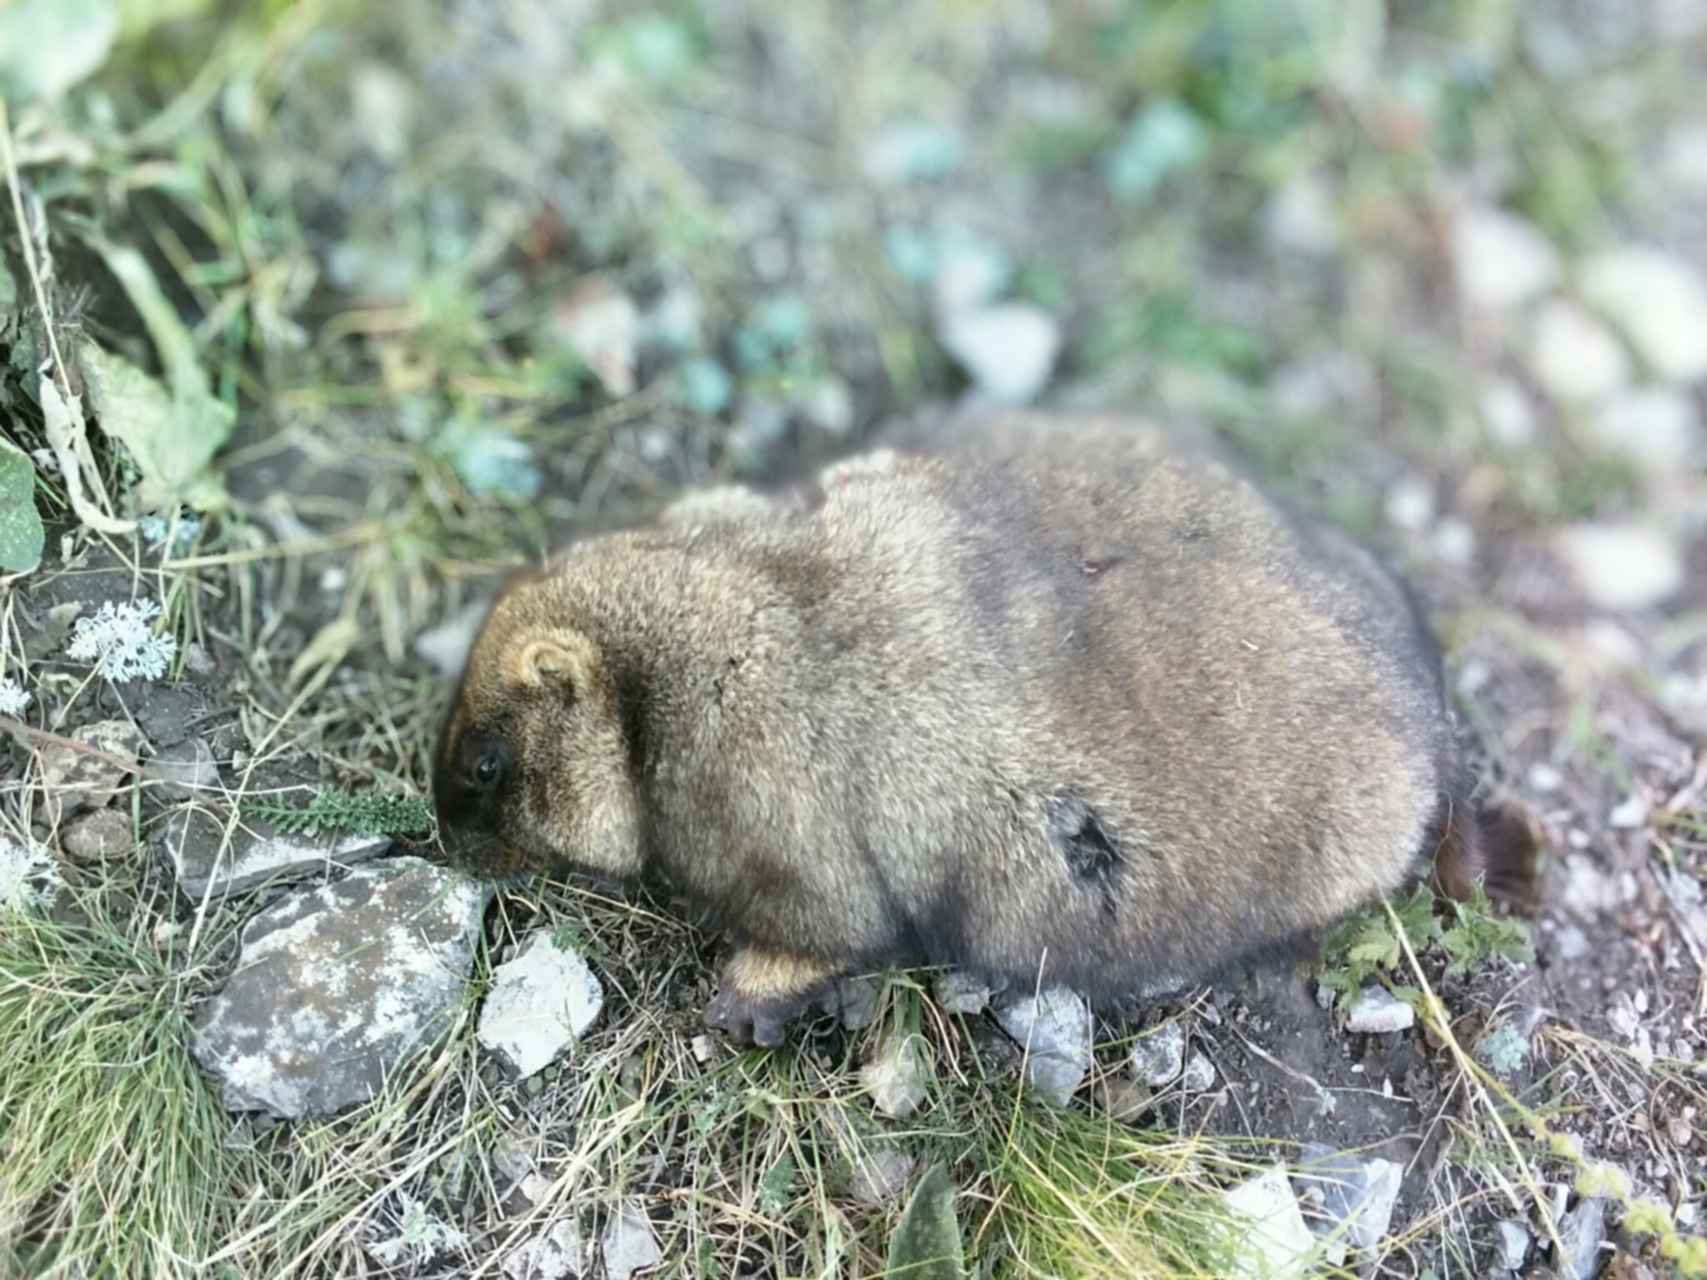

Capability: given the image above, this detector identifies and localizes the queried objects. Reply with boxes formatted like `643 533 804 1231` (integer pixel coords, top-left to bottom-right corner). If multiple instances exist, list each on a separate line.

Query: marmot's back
767 413 1447 997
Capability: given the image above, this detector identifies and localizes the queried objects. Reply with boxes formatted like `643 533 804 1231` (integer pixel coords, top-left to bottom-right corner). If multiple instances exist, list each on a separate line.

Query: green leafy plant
1318 882 1531 1010
887 1164 964 1280
242 789 434 839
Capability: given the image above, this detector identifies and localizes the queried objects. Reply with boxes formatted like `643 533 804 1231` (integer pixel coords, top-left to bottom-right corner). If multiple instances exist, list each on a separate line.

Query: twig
0 96 135 536
1384 898 1568 1261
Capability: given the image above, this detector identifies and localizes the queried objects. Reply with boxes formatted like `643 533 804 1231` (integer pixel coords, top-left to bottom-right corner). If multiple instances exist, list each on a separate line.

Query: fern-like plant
242 789 434 839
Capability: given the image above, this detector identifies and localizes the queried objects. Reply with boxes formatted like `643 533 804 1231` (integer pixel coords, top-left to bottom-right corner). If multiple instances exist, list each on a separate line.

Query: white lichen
0 676 29 716
138 512 202 554
65 599 177 682
367 1193 468 1267
0 835 61 914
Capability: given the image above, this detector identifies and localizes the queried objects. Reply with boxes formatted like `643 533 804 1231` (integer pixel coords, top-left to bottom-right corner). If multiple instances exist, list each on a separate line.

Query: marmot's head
431 569 641 884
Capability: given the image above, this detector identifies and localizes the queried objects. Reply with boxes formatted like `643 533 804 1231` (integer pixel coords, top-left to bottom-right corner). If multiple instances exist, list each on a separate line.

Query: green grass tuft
0 898 233 1279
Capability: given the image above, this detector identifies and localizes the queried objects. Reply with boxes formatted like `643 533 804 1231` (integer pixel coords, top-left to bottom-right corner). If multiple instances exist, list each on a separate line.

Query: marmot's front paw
703 947 835 1048
704 984 807 1048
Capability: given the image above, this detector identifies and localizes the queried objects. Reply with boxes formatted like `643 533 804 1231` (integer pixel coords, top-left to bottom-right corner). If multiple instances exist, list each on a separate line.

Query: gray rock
861 1032 931 1119
190 858 490 1117
1555 1195 1608 1280
600 1201 661 1280
1221 1164 1316 1279
1555 523 1684 612
144 737 218 802
1131 1022 1186 1086
1452 206 1560 310
847 1145 918 1207
994 986 1091 1106
1293 1144 1404 1265
162 805 393 900
938 304 1060 404
60 807 133 859
1495 1218 1531 1270
38 718 145 822
503 1219 592 1280
1181 1050 1217 1092
815 973 882 1030
931 968 993 1016
1093 1076 1153 1121
1345 986 1415 1034
415 603 490 678
1581 246 1707 381
478 932 605 1076
1529 300 1629 402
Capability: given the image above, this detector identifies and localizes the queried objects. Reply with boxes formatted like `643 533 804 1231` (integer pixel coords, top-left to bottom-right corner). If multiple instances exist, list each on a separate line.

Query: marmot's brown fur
432 412 1536 1045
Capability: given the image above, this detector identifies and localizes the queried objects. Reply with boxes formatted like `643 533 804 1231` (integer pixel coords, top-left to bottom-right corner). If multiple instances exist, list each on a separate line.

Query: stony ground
2 1 1706 1277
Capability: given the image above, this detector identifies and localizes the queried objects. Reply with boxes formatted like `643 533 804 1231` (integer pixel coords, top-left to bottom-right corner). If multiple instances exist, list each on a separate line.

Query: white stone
932 238 1011 314
994 986 1092 1106
1345 986 1415 1034
1452 206 1560 310
1221 1165 1317 1279
1181 1050 1217 1092
1528 762 1563 793
600 1201 661 1280
1582 247 1707 382
1383 477 1435 532
552 277 639 397
415 604 489 678
1495 1219 1531 1270
1480 377 1538 447
478 932 605 1077
1609 794 1649 829
860 1032 931 1119
1529 300 1629 403
1661 124 1707 194
1266 172 1341 257
1588 387 1699 472
1432 518 1476 568
1555 523 1684 611
938 304 1060 404
1130 1021 1186 1086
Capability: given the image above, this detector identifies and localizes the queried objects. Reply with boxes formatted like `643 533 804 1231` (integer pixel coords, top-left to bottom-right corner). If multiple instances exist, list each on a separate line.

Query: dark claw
704 983 809 1048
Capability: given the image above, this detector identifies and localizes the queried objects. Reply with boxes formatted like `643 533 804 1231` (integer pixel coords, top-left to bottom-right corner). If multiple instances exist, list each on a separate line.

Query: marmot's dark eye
474 752 501 786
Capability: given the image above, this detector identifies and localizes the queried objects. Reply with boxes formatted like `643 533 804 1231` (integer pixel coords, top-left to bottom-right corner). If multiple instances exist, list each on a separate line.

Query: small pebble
1345 986 1415 1034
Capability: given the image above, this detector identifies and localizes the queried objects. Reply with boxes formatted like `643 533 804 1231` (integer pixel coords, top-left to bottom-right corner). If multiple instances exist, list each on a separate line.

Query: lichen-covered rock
1130 1020 1186 1086
477 931 605 1076
931 968 993 1016
38 718 146 822
161 804 393 900
144 736 218 802
60 807 134 860
190 857 490 1118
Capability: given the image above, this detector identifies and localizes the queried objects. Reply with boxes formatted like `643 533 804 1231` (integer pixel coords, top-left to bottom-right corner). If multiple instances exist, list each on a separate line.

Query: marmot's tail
1430 797 1542 909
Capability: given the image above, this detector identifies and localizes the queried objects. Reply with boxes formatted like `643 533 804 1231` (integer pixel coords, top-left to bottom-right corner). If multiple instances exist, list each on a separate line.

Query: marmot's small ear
506 631 594 692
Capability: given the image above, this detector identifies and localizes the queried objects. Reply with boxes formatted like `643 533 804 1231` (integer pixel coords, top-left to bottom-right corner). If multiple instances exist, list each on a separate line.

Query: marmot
431 411 1535 1046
